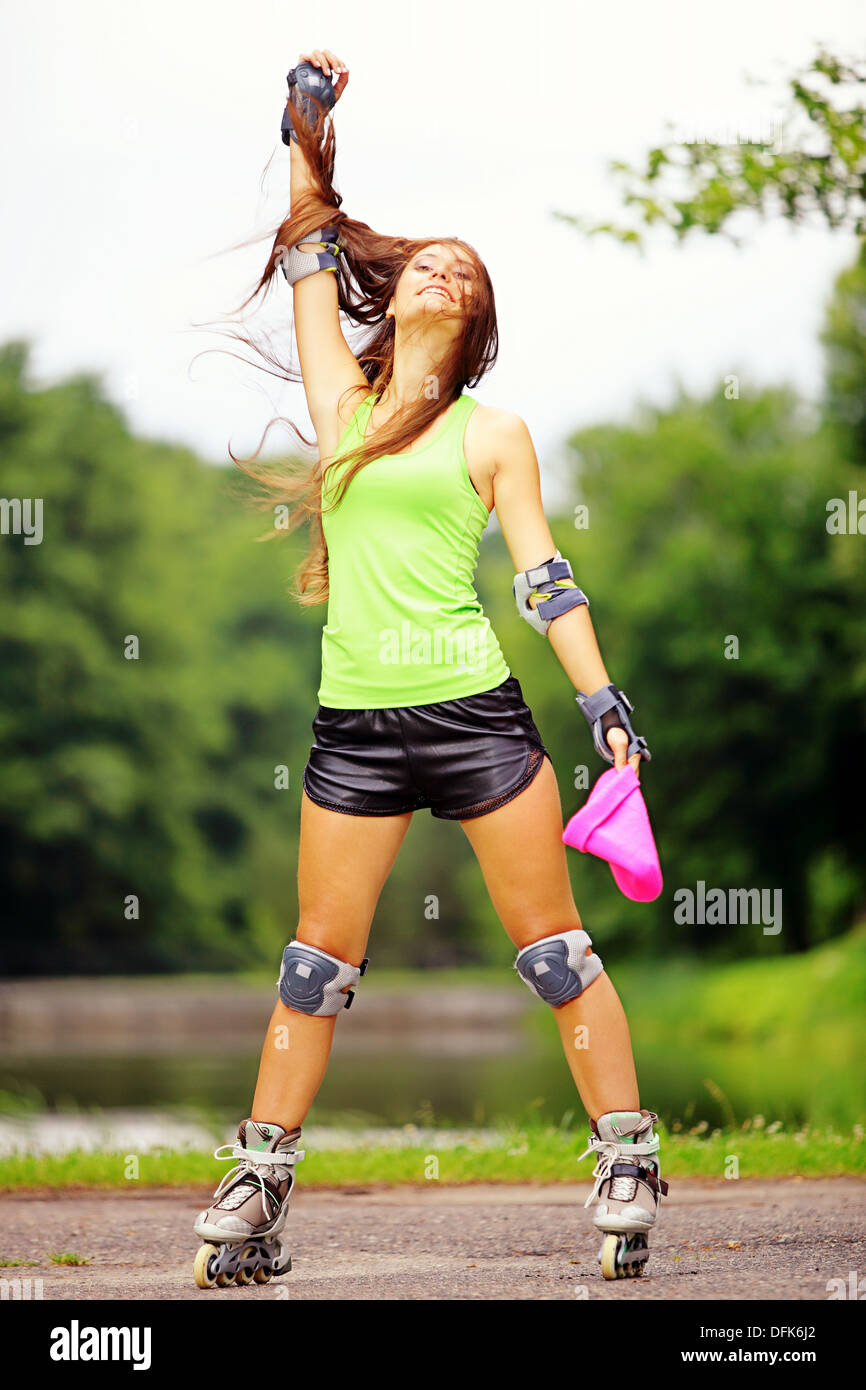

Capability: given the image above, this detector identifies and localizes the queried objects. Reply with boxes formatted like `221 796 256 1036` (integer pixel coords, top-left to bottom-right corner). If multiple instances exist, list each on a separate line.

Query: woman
193 47 667 1290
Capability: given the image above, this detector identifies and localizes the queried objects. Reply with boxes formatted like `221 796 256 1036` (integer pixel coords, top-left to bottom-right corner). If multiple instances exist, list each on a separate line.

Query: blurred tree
2 226 864 970
0 340 318 974
540 383 864 955
542 40 866 955
820 238 866 461
554 47 866 247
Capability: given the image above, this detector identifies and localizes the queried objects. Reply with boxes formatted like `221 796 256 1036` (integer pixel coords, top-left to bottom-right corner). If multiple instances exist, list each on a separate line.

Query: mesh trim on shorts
435 746 546 820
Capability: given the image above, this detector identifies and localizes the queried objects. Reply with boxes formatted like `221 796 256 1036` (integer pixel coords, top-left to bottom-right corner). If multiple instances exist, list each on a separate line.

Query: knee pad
278 941 369 1017
514 928 603 1006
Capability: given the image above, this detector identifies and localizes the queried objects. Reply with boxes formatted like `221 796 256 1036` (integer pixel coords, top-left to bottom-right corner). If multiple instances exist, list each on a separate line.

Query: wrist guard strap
576 683 651 764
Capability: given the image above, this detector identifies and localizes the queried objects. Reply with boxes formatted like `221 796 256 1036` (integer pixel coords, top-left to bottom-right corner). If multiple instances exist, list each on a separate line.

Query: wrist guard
281 61 337 145
576 683 651 764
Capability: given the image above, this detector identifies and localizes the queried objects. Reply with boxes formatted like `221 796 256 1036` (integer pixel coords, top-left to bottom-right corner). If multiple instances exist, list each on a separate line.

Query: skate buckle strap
212 1142 306 1171
578 1136 665 1209
609 1161 669 1197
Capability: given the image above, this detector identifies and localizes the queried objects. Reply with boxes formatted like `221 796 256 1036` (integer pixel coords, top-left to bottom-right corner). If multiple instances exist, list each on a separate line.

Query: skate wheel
215 1271 233 1287
193 1243 219 1289
627 1233 648 1277
234 1245 256 1285
600 1233 624 1280
253 1265 273 1284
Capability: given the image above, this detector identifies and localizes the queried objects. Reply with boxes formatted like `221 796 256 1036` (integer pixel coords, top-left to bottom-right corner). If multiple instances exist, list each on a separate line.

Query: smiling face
387 242 478 327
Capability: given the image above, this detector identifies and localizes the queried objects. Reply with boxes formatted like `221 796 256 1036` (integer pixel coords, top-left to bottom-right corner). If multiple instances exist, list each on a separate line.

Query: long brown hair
204 91 499 607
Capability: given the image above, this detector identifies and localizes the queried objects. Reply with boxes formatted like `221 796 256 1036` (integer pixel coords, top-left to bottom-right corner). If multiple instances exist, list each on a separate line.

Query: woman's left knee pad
278 941 369 1016
514 928 604 1006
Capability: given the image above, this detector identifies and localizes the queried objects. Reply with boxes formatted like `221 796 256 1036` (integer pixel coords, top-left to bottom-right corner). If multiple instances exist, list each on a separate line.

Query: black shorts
302 675 550 819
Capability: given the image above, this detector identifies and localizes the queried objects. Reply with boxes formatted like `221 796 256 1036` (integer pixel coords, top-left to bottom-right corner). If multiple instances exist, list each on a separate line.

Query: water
0 977 861 1138
1 1037 859 1135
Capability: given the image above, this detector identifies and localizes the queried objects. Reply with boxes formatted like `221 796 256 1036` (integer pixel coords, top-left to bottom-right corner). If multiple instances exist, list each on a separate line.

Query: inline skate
578 1109 669 1279
193 1119 305 1288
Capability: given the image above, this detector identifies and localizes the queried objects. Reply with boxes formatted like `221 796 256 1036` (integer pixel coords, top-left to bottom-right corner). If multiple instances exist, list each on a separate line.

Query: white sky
1 0 864 514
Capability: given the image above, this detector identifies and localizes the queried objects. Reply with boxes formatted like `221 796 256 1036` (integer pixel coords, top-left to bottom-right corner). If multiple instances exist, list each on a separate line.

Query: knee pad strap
514 928 603 1006
278 941 369 1017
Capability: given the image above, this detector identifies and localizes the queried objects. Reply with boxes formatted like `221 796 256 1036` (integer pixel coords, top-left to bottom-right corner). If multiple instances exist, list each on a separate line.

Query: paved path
3 1178 862 1300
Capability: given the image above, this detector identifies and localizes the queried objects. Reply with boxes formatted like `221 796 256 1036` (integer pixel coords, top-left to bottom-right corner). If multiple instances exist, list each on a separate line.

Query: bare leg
548 975 639 1119
250 790 414 1131
460 754 639 1119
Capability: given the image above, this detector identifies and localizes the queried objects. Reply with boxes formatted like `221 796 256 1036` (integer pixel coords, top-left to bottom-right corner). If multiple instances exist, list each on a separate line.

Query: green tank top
317 389 511 708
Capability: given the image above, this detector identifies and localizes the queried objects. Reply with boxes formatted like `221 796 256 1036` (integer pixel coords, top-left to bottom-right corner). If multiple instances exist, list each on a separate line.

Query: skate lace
577 1135 659 1210
577 1140 634 1207
211 1141 306 1218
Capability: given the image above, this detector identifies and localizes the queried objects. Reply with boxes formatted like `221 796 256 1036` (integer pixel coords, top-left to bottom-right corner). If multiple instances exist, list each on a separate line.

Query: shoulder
465 400 527 436
464 401 534 472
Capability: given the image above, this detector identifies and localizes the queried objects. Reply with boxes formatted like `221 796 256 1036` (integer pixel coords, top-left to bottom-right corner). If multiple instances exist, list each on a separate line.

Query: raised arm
488 412 646 774
286 50 367 460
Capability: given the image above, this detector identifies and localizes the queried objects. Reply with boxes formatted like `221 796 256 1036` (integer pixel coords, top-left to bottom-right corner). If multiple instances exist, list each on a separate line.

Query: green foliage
0 340 321 973
555 47 866 247
540 40 866 957
0 1123 861 1190
1 214 865 969
820 239 866 460
536 382 865 955
618 924 866 1046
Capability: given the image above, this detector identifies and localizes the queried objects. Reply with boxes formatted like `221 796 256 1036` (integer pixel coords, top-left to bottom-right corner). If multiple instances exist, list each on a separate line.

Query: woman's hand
297 48 350 101
605 727 643 779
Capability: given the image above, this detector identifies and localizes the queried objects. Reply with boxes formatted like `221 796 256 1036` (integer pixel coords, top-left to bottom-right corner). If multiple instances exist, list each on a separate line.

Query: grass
2 929 864 1190
0 1121 862 1192
613 925 866 1051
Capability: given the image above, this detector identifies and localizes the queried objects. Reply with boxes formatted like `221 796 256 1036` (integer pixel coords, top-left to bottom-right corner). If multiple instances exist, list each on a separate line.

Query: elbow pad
513 550 589 636
279 227 343 286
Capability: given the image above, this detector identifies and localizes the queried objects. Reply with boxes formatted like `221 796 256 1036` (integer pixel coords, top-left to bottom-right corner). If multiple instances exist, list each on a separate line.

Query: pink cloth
561 765 662 902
